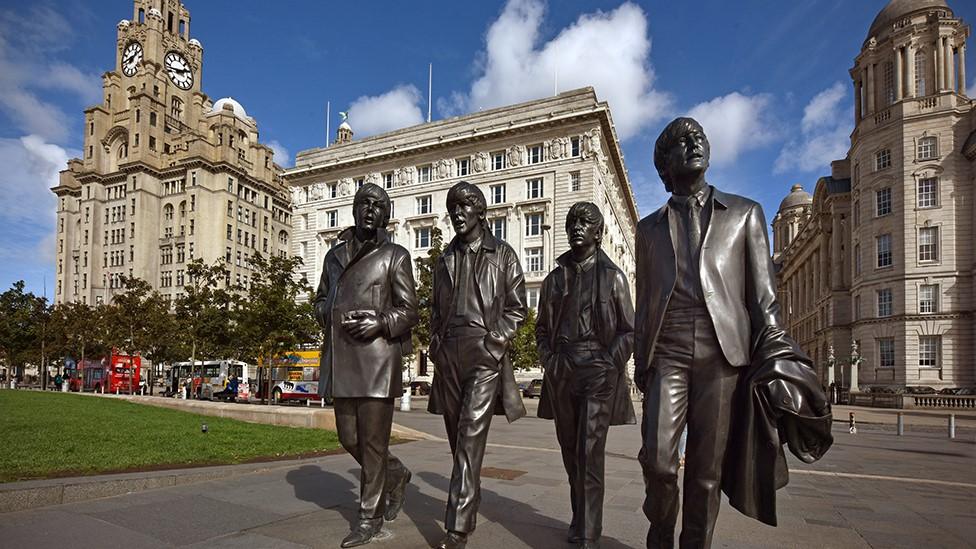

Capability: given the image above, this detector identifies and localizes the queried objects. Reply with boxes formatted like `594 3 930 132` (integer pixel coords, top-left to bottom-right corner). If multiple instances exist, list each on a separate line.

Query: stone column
906 43 916 98
960 44 968 95
894 46 904 101
945 40 955 93
867 63 876 113
935 37 944 92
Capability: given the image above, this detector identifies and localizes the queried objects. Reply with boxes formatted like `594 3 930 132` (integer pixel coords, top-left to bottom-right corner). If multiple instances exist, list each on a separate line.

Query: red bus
79 353 142 394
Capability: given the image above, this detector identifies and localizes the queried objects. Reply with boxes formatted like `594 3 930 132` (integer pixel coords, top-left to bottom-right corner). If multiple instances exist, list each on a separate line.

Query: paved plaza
1 397 973 548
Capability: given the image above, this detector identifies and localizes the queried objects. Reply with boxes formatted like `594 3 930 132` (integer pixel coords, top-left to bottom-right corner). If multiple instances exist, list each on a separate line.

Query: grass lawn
0 390 341 483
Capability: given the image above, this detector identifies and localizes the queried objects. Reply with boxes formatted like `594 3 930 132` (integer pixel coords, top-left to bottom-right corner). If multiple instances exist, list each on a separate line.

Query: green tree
509 308 540 372
104 276 154 393
412 226 444 355
138 290 183 394
0 281 49 383
49 300 110 378
174 259 240 395
236 253 319 400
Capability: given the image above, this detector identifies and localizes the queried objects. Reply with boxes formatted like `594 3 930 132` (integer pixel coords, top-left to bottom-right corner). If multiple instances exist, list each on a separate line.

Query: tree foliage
509 307 540 371
0 281 49 379
174 259 241 365
412 226 444 353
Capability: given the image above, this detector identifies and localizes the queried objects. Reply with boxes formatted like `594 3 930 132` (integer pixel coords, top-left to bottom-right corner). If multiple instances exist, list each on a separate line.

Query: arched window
278 230 288 245
118 142 128 158
914 49 926 96
164 203 174 221
179 201 186 218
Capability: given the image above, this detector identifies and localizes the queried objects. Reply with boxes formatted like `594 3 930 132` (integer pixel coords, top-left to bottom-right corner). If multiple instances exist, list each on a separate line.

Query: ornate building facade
775 0 975 390
284 88 639 377
51 0 291 305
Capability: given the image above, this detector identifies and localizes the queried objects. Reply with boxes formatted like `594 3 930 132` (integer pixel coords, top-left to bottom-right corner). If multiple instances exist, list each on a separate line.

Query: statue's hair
446 181 490 232
653 117 706 192
565 201 604 246
354 183 391 228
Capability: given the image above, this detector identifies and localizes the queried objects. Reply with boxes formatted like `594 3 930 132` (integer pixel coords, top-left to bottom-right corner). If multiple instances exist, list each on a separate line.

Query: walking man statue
537 202 636 549
635 117 832 548
314 183 418 547
427 181 528 549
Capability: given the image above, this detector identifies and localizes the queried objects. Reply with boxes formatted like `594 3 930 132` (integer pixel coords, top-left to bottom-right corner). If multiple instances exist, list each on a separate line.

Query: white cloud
345 85 425 138
774 82 852 174
267 140 292 168
441 0 670 140
37 62 103 105
0 135 76 271
686 92 778 166
0 89 70 142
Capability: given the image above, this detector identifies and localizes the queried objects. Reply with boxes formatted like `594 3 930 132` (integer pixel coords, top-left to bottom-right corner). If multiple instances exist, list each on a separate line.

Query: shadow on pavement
284 464 358 527
416 471 632 549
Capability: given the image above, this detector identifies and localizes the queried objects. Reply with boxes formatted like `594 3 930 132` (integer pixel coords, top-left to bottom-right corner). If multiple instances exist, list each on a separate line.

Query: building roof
779 183 812 211
867 0 949 40
210 97 248 119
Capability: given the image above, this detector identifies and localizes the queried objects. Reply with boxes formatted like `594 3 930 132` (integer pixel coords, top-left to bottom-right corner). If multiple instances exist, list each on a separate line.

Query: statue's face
665 127 710 182
352 188 387 232
448 194 484 240
566 213 600 254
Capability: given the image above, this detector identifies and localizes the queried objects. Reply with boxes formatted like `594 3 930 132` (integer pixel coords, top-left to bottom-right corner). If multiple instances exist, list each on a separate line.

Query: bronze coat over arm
314 228 418 399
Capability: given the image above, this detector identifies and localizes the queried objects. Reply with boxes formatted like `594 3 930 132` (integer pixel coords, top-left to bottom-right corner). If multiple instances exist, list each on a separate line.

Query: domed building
776 0 974 399
51 0 292 306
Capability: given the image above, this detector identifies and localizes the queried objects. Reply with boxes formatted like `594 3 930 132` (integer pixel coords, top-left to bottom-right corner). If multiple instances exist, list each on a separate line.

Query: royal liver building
774 0 974 391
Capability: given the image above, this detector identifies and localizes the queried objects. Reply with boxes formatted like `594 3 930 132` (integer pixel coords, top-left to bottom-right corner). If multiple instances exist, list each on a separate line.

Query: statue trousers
333 397 408 520
438 328 502 534
638 307 739 549
549 340 617 542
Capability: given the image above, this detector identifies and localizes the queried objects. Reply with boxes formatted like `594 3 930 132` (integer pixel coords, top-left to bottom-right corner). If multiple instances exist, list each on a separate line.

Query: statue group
313 118 833 549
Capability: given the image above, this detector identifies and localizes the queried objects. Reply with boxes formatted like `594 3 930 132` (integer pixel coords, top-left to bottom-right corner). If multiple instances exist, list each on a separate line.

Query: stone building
775 0 974 390
284 87 639 377
51 0 292 305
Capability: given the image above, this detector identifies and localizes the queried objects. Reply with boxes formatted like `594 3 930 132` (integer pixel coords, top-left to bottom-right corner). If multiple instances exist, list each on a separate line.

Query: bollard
320 397 325 408
949 414 956 439
116 387 119 395
306 398 310 407
848 412 857 434
897 412 904 436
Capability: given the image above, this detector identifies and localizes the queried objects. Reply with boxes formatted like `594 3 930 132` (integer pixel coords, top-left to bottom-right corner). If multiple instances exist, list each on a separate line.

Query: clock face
121 42 142 76
164 51 193 90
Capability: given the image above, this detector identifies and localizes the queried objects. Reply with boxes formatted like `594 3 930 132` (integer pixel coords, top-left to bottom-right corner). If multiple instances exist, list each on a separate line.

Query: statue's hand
342 312 382 341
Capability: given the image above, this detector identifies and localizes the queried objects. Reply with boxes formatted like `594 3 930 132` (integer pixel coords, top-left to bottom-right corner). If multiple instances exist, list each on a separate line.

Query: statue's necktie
456 248 471 316
686 196 702 254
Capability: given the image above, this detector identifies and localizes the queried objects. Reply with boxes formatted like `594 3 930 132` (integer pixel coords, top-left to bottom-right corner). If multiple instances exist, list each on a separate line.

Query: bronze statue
634 118 832 548
314 183 418 547
427 181 528 549
537 202 636 549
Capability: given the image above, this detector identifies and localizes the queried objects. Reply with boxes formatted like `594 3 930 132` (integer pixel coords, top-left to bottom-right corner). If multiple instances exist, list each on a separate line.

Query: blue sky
1 0 974 299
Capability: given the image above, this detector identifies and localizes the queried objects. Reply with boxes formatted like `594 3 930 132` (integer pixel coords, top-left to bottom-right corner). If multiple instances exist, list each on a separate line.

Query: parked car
522 379 543 399
905 386 937 395
407 381 431 396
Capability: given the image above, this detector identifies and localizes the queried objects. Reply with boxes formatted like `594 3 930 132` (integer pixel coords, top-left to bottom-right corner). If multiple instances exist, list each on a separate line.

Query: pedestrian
54 372 63 392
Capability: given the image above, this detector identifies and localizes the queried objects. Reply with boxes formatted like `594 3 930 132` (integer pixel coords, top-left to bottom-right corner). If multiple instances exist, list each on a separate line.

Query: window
524 247 543 272
417 165 431 183
877 288 893 317
383 172 394 189
492 151 506 171
525 213 543 236
328 183 337 198
149 136 156 151
918 336 940 367
490 184 506 205
414 227 431 249
226 224 232 240
883 61 894 105
355 177 365 189
918 226 938 262
875 149 891 171
570 172 581 192
878 338 895 368
914 49 926 96
854 243 861 275
876 187 891 216
876 234 892 267
919 284 938 313
149 112 157 126
164 204 174 221
571 136 581 157
456 158 469 176
527 144 542 164
852 199 860 227
491 217 506 240
416 195 432 215
917 136 937 160
526 287 540 310
171 97 183 118
526 178 543 199
227 177 234 192
917 178 937 208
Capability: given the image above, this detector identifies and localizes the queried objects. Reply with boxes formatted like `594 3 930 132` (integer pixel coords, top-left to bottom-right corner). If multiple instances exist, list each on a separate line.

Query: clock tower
51 0 292 306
